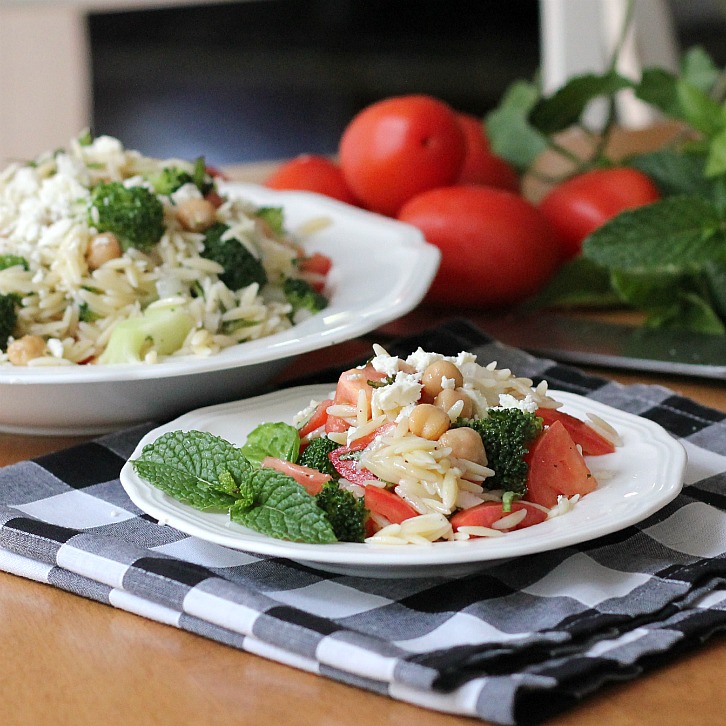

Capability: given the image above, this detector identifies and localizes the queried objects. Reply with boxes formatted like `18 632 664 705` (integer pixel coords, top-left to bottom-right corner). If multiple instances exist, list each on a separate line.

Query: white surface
120 386 687 579
0 183 439 435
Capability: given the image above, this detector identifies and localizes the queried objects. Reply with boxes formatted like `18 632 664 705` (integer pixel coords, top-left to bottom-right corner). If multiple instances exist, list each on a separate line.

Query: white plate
120 386 687 578
0 183 439 435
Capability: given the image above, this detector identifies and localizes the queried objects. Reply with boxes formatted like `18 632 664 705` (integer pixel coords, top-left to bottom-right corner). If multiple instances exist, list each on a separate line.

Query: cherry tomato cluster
264 94 659 308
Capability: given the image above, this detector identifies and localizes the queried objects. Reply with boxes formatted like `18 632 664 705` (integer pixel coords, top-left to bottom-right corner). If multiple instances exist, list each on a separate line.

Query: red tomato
524 421 597 508
327 423 396 484
297 252 333 293
364 486 419 524
397 185 562 307
455 113 519 191
298 252 333 277
328 448 378 486
536 408 615 456
333 365 388 413
339 95 466 216
539 167 660 259
261 456 331 496
450 501 547 533
298 399 333 439
264 154 358 205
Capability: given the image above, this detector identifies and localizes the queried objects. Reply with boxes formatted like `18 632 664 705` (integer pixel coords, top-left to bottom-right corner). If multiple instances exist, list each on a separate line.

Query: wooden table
2 164 726 726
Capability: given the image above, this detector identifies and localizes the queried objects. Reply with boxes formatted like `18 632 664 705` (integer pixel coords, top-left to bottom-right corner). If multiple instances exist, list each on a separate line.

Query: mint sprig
132 430 249 510
132 429 340 544
230 467 336 544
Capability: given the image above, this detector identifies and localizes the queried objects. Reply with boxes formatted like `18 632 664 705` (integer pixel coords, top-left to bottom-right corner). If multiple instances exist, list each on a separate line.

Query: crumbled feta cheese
371 371 422 415
497 393 539 413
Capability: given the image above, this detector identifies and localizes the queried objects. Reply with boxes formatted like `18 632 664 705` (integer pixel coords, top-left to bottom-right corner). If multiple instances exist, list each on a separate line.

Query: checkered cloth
1 320 725 726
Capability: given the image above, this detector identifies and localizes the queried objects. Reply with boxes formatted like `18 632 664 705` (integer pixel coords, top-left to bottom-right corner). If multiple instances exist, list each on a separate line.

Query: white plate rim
119 386 688 570
0 183 439 385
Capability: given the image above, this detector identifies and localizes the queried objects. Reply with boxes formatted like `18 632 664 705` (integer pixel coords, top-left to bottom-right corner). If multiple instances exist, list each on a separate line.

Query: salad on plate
131 345 620 546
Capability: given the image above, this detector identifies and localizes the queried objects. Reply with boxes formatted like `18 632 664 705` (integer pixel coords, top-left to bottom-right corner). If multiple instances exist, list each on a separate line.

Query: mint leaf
644 291 726 335
705 126 726 177
230 467 337 544
676 80 724 137
132 430 250 510
582 197 726 273
636 68 680 117
680 46 720 93
627 149 716 198
240 422 300 466
485 80 550 171
611 268 686 309
528 71 632 134
526 256 620 309
704 261 726 318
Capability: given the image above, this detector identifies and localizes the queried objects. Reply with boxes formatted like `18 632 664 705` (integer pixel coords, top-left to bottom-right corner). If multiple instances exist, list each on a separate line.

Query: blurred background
1 0 725 166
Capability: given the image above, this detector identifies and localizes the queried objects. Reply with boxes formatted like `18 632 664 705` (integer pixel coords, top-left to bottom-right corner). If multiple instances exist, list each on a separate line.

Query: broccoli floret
297 436 341 478
315 481 367 543
150 157 215 196
283 277 328 321
460 409 543 496
98 305 194 364
0 294 18 351
201 222 267 291
150 167 194 196
88 181 165 252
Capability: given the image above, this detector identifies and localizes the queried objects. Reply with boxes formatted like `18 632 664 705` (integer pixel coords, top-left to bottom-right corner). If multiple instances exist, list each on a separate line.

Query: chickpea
421 360 464 398
438 427 486 466
7 335 46 366
86 232 122 270
176 198 217 232
408 403 450 440
434 388 473 420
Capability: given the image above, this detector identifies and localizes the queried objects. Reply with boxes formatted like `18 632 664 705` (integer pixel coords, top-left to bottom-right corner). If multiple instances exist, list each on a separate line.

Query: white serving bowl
0 183 440 435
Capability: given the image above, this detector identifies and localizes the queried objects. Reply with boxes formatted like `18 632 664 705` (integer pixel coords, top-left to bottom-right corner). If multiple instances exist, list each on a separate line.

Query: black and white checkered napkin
1 320 725 726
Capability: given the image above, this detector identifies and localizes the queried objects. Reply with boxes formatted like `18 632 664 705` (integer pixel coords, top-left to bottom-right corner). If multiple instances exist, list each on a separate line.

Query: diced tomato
347 422 396 451
333 364 388 416
298 399 333 439
324 414 350 435
298 252 333 277
524 420 597 508
328 447 378 486
327 422 396 484
261 456 330 496
450 501 547 533
536 407 616 456
364 486 418 524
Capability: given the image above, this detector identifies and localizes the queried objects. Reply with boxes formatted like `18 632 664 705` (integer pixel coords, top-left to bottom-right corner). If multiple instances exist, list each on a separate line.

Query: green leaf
528 71 632 134
705 127 726 177
526 257 619 309
676 80 725 137
644 292 726 335
610 268 684 309
582 197 726 273
230 467 337 544
636 68 680 116
132 430 250 510
703 261 726 318
627 149 716 198
680 46 720 93
485 80 550 171
240 422 300 467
